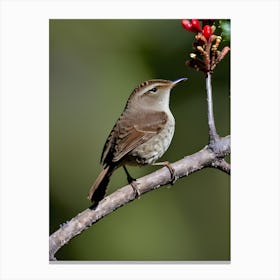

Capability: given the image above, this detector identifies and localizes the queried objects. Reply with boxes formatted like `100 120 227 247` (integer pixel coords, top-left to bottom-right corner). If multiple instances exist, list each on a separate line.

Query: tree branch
211 158 231 174
49 135 230 261
205 72 230 175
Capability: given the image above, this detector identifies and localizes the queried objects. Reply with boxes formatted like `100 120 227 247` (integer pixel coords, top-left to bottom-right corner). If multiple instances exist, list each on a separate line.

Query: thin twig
206 72 219 144
49 135 230 261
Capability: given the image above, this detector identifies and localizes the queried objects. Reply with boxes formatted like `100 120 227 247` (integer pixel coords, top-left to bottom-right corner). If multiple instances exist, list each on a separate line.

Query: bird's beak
171 77 188 88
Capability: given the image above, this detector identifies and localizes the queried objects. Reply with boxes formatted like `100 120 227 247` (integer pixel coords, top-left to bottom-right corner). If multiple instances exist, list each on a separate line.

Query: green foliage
219 20 231 41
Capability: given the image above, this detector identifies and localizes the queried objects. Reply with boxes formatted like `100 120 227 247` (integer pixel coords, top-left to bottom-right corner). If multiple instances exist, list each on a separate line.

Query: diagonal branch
49 135 230 261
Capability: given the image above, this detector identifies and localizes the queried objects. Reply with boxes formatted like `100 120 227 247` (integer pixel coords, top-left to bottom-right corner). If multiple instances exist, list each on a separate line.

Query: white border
0 0 279 279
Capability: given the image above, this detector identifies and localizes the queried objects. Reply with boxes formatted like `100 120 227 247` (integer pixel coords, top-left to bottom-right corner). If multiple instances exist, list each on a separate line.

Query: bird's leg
123 165 135 183
123 166 140 198
152 161 177 184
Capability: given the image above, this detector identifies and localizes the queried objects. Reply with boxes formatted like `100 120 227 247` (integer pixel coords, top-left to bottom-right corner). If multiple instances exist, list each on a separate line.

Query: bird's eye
149 87 158 93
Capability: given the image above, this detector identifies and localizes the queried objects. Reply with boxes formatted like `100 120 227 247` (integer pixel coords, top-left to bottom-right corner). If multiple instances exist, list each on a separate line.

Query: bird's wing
101 110 168 165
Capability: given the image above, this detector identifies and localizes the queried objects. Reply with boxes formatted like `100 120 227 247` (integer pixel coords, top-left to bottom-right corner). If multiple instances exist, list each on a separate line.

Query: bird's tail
88 165 114 204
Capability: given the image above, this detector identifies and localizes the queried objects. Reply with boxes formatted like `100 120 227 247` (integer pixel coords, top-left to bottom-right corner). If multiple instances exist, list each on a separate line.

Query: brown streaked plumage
88 78 187 204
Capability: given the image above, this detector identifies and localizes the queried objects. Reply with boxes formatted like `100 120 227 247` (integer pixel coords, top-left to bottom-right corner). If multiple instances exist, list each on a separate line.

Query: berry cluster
181 19 230 74
181 19 214 40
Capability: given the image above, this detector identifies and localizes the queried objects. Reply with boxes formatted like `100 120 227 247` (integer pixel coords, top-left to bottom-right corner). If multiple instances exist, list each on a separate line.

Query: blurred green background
49 20 230 261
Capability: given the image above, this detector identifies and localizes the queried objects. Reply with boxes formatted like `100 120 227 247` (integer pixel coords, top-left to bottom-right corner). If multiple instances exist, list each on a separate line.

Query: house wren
88 78 187 204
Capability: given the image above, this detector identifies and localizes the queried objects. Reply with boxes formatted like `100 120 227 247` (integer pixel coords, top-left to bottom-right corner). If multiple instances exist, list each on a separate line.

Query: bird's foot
123 166 141 198
153 161 177 185
130 179 141 199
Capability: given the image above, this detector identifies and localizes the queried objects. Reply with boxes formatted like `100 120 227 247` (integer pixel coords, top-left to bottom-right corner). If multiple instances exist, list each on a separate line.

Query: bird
88 78 187 205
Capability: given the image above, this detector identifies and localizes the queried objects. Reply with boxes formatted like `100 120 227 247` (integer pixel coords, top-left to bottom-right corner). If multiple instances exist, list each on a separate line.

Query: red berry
182 19 192 32
181 19 196 32
202 25 212 40
191 19 202 32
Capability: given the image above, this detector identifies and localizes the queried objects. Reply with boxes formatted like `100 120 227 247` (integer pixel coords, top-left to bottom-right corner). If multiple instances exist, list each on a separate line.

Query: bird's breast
127 112 175 165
